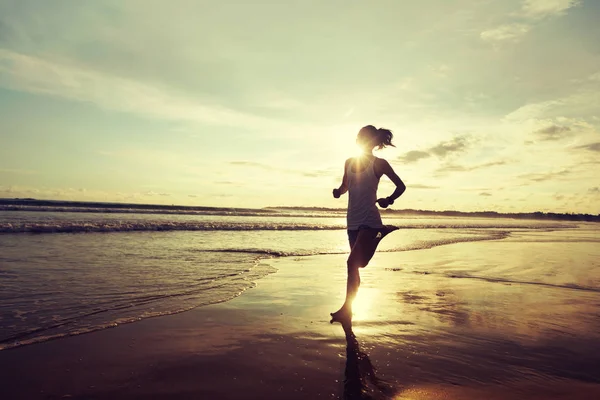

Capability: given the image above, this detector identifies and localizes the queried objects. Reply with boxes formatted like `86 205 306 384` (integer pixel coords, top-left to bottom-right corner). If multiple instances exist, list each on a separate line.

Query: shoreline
1 239 600 399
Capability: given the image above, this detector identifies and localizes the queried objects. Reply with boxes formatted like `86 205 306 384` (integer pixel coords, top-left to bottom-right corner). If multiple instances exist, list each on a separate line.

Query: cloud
480 24 531 43
504 91 599 133
479 192 492 196
589 187 600 194
301 169 331 178
229 161 266 168
145 191 171 197
518 169 571 182
429 135 471 158
0 185 38 195
521 0 580 19
481 1 580 45
398 150 431 163
213 181 237 185
436 160 507 175
0 49 275 129
0 185 143 202
409 184 439 189
534 124 572 141
504 100 561 121
576 142 600 152
397 135 473 165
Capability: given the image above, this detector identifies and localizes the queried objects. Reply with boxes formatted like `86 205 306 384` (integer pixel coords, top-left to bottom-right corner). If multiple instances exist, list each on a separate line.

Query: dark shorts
347 225 383 249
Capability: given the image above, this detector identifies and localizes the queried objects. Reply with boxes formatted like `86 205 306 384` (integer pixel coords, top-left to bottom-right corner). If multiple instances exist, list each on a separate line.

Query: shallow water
0 208 595 351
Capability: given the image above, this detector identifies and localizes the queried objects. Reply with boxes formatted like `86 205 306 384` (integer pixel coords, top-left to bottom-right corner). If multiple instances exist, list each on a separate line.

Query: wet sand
1 240 600 399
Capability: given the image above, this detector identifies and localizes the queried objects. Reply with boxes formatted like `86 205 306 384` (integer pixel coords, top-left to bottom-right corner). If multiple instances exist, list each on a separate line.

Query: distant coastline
268 206 600 223
0 198 598 222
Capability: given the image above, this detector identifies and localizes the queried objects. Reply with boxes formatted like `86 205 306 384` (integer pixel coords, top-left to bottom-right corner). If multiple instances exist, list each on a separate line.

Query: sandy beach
1 234 600 400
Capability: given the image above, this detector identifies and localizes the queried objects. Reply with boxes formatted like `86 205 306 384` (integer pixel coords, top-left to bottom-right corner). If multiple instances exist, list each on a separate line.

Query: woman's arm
333 159 351 198
376 159 406 207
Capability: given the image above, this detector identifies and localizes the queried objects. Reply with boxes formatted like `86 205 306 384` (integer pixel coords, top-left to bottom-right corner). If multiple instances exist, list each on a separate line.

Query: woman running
330 125 406 325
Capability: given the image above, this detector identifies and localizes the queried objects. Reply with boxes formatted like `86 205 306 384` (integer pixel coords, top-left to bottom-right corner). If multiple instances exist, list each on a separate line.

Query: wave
201 248 306 257
0 261 277 351
386 231 510 252
0 221 344 234
193 232 510 258
1 280 237 346
0 220 572 234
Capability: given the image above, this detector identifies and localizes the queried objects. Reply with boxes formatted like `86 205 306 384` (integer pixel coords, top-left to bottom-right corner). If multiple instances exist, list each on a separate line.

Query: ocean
1 205 598 352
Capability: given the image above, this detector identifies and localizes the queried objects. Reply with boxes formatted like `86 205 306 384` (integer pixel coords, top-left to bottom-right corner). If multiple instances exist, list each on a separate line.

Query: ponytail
376 128 394 149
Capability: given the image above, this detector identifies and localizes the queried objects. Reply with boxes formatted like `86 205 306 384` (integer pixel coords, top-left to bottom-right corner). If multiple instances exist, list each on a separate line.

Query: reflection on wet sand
343 326 396 400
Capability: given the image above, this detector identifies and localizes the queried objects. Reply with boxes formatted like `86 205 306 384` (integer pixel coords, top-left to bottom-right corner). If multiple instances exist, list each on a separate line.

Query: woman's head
356 125 395 151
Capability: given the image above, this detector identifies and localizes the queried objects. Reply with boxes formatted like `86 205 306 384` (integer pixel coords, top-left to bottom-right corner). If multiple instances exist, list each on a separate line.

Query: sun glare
352 287 380 321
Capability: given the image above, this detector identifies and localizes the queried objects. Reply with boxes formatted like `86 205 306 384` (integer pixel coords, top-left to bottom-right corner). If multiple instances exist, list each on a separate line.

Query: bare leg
331 226 398 324
330 229 381 324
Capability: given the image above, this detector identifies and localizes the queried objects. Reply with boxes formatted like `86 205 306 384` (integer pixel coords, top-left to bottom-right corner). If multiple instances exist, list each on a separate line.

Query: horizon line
0 197 598 219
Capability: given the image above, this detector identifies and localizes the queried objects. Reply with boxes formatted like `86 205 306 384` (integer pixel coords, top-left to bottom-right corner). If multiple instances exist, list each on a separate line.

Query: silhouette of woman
330 125 406 325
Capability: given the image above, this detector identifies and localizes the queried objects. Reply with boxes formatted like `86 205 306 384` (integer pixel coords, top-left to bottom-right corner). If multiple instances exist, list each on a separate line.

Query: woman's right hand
332 188 341 198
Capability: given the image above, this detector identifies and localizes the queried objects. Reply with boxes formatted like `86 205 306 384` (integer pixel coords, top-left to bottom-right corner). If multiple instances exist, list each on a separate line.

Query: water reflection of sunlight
353 287 380 321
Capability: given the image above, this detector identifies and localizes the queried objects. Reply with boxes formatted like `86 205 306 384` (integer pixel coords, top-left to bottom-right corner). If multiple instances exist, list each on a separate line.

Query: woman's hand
376 197 391 208
333 188 341 198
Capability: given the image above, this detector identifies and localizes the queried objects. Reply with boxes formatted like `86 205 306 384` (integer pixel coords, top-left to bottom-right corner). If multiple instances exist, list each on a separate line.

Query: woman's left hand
376 198 391 208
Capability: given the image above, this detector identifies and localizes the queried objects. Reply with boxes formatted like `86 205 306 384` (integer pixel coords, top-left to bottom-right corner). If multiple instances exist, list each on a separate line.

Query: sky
0 0 599 213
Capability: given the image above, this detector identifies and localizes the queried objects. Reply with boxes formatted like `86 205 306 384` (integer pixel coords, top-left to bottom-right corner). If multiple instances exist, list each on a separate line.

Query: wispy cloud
518 169 571 182
436 160 507 175
521 0 580 19
429 135 472 158
213 181 238 185
145 191 171 197
409 184 439 189
229 161 266 168
480 24 531 43
534 124 572 141
0 49 275 129
0 185 129 201
301 169 332 178
504 100 562 121
398 150 431 163
481 0 580 44
479 192 492 197
576 142 600 152
398 135 473 164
